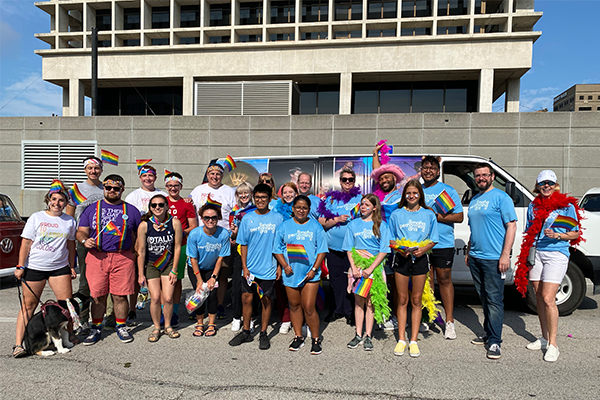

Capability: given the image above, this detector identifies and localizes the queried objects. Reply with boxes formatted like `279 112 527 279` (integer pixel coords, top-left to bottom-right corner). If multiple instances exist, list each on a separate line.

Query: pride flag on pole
287 243 309 262
69 183 87 205
350 203 360 219
434 190 456 214
224 155 237 172
101 150 119 166
136 159 152 171
353 277 373 298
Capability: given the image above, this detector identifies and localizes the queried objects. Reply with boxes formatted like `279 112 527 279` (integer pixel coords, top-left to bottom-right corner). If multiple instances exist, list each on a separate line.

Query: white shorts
529 250 569 284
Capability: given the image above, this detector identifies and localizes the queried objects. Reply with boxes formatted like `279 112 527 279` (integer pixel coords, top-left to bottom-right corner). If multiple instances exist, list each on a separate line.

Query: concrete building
553 84 600 112
34 0 542 117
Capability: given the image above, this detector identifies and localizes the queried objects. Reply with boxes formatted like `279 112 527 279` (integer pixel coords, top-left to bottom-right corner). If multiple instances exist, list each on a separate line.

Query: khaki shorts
145 260 174 280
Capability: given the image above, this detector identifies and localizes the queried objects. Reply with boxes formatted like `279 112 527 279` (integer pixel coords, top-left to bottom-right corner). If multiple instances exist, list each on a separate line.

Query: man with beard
420 156 463 339
466 163 517 360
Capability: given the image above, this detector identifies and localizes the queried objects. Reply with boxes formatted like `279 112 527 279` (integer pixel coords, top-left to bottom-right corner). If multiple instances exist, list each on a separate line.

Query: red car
0 194 25 278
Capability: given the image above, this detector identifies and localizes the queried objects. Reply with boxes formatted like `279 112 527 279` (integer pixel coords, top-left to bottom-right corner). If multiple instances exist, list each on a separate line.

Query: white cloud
520 95 554 112
0 73 63 116
521 87 560 97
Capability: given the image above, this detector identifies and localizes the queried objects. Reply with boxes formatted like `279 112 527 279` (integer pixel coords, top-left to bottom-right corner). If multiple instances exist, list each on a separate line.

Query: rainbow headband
139 167 156 176
84 158 103 168
165 176 183 185
207 164 224 174
49 179 67 194
103 179 124 188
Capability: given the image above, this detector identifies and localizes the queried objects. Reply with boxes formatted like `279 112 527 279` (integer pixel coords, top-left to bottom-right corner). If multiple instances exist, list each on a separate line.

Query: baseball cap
537 170 557 184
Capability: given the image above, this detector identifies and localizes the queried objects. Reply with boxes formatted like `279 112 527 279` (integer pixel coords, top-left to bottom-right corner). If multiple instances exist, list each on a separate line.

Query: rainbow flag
353 277 373 298
68 183 87 205
164 169 171 177
287 243 309 262
434 190 456 214
251 280 264 299
104 221 122 236
551 215 578 231
153 249 171 272
49 179 66 193
224 155 237 172
136 159 152 171
350 203 360 219
206 196 222 209
232 204 240 212
100 149 119 166
316 281 325 310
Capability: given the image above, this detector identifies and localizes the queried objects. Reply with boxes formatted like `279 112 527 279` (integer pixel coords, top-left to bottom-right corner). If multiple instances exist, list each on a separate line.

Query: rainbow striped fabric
434 190 456 214
350 203 360 219
353 277 373 298
104 221 122 236
251 280 264 299
100 149 119 166
551 215 578 231
153 249 171 271
49 179 66 194
68 183 87 205
164 169 171 177
206 195 222 209
136 159 152 171
287 243 309 262
224 155 237 172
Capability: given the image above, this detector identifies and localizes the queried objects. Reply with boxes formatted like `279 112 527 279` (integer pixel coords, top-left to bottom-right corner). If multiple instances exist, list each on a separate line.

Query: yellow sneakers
394 340 407 356
409 342 420 358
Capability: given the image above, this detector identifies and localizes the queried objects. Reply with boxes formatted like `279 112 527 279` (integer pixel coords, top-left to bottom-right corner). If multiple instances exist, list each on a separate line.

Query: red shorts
86 249 136 298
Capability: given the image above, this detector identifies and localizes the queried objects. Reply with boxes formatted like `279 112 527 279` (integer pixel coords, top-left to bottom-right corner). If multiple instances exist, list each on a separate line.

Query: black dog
24 299 79 357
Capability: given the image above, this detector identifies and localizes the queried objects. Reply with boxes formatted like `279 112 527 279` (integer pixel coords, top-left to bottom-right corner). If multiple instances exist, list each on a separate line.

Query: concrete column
339 72 352 115
432 0 438 35
478 68 493 112
63 79 85 116
62 84 70 116
183 75 195 115
505 78 520 112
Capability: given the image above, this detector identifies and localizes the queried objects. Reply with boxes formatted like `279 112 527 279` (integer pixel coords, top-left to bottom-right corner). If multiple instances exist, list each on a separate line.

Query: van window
334 157 371 192
319 159 335 196
269 159 317 196
580 193 600 212
0 195 21 221
442 161 507 205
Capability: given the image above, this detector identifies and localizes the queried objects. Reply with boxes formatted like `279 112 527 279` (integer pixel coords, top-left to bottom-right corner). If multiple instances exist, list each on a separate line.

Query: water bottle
136 285 150 310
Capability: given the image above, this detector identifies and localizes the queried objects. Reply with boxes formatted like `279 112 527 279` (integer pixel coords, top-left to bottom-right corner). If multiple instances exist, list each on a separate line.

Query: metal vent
196 82 242 115
243 81 291 115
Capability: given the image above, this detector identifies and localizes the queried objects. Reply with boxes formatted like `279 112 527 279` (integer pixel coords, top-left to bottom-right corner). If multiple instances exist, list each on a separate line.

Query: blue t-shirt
268 199 278 210
526 203 578 258
237 210 284 280
186 226 231 270
468 188 518 260
423 181 464 249
342 218 391 256
308 195 322 220
273 218 328 287
388 207 439 245
383 190 402 204
320 194 362 251
380 190 402 222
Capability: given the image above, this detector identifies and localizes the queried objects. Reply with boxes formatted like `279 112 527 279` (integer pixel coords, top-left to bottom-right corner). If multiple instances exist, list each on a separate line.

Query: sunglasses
150 202 166 209
202 216 218 222
539 180 556 187
104 186 121 192
260 179 273 184
340 177 355 183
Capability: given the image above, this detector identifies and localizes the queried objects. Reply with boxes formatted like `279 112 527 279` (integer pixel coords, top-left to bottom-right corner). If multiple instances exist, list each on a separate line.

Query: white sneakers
526 337 548 350
381 317 398 331
231 318 241 332
527 337 558 362
444 321 457 340
419 322 430 333
544 344 560 362
279 321 292 334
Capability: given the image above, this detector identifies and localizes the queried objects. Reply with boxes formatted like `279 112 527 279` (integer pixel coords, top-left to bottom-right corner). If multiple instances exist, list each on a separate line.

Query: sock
173 304 179 315
398 340 406 344
410 341 417 345
115 318 126 326
91 318 103 327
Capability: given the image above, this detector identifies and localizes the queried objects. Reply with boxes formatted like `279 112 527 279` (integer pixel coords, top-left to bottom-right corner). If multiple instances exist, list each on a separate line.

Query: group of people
12 145 581 363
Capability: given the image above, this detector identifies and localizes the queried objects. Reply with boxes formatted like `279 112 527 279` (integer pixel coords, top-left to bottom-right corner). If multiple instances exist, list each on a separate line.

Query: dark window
437 25 467 34
475 0 503 14
180 5 200 27
299 84 340 114
402 0 432 17
97 88 120 115
240 2 263 25
210 4 231 26
152 7 170 29
588 95 593 100
474 24 501 33
238 34 262 42
270 33 295 41
180 36 200 44
401 27 431 36
99 87 182 116
597 107 600 111
303 0 329 22
334 30 362 39
124 8 140 30
335 0 362 21
380 84 411 113
579 107 592 111
123 39 140 46
580 194 600 212
121 88 146 115
579 95 584 100
412 82 444 112
444 86 469 112
438 0 467 16
151 38 169 46
208 35 231 43
598 95 600 100
368 0 397 19
96 9 111 31
98 40 111 47
147 87 175 115
367 29 396 37
301 31 328 40
271 0 295 23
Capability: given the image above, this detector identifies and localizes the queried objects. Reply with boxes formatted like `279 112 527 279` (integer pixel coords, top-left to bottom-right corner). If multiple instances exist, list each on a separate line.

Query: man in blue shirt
229 184 284 350
297 172 322 220
466 163 517 360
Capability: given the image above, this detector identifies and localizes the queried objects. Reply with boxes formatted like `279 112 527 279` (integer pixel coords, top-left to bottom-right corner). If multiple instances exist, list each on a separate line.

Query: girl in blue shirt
342 194 391 351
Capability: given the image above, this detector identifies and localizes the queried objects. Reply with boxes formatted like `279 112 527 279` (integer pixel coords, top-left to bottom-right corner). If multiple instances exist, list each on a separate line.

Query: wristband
194 270 200 275
16 265 25 270
170 270 177 276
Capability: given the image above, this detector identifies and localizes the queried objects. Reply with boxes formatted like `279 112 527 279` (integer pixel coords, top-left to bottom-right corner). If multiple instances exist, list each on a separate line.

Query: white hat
537 170 557 184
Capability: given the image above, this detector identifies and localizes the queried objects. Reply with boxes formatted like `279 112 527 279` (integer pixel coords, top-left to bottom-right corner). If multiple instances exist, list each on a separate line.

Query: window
0 194 21 221
580 194 600 212
239 2 263 24
271 0 295 23
334 30 362 39
402 1 432 17
208 35 231 43
180 37 200 44
335 0 362 21
437 25 467 34
579 107 592 111
475 0 503 14
238 34 262 42
180 5 200 27
301 31 328 40
124 8 140 29
588 95 593 100
368 0 397 19
123 39 140 46
303 0 329 22
438 0 467 16
151 38 169 46
367 29 396 37
96 9 111 31
299 84 339 114
579 95 584 100
598 95 600 100
597 107 600 111
22 141 96 189
98 87 183 116
270 33 295 41
210 4 231 26
152 7 170 29
474 24 502 33
401 27 431 36
98 40 111 47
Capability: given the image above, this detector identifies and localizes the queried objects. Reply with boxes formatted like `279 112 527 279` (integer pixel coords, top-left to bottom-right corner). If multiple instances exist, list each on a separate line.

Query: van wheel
525 261 586 316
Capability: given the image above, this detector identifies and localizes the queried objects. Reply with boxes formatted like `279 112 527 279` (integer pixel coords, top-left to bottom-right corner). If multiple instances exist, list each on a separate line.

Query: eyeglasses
539 180 556 187
474 173 492 179
260 179 272 184
340 177 355 183
150 202 166 209
293 206 309 211
202 216 218 222
254 195 269 201
421 166 439 171
166 184 180 189
104 186 121 192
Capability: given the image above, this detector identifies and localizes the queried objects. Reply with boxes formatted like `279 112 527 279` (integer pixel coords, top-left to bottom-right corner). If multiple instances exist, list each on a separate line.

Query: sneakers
471 335 488 345
75 321 90 336
347 334 363 349
171 314 179 328
279 321 292 334
289 336 305 351
487 344 501 359
444 321 457 340
126 310 137 327
229 329 252 346
302 324 312 338
310 338 322 355
116 324 134 343
419 322 429 333
363 335 373 351
526 337 549 351
83 327 102 346
216 305 226 320
394 340 407 356
409 342 420 357
381 317 397 331
259 331 270 350
249 319 256 333
231 318 242 332
544 344 560 362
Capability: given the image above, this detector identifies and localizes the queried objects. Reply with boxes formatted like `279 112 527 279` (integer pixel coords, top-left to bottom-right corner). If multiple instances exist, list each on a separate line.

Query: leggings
187 267 218 316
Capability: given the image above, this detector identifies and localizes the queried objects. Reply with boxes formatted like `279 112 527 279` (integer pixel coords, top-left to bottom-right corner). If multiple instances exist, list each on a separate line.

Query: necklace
150 214 172 229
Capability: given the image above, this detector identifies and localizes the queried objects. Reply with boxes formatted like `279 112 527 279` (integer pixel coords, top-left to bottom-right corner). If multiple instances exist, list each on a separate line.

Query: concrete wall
1 112 599 217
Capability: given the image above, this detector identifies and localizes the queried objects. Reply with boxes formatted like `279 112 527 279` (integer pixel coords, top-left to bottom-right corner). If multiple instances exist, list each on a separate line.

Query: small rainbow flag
353 277 373 298
69 183 87 205
104 221 122 236
251 281 264 299
287 243 309 262
164 169 171 177
136 159 152 171
49 179 66 194
350 203 360 219
434 190 456 214
153 249 171 272
101 150 119 166
551 215 578 231
232 204 240 212
206 195 222 209
224 155 237 172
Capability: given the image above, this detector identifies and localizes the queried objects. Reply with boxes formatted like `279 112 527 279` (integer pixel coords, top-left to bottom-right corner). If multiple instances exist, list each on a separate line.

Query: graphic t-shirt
79 200 142 252
236 210 284 280
21 211 77 271
145 218 175 265
69 181 104 221
380 189 402 222
423 181 463 249
526 203 578 258
342 219 391 256
307 194 322 220
189 184 236 230
273 218 328 287
388 207 439 244
168 197 197 245
468 188 518 260
125 188 168 214
186 226 231 270
321 194 362 251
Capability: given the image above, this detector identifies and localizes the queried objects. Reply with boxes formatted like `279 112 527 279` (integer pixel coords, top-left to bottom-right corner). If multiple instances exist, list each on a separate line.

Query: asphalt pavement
1 276 599 400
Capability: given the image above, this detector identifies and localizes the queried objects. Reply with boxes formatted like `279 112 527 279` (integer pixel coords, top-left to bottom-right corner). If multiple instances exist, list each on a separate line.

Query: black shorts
23 266 71 282
428 248 455 269
241 277 275 298
393 254 429 277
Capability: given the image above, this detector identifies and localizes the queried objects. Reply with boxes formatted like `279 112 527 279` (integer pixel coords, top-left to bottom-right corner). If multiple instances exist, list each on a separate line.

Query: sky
0 0 599 116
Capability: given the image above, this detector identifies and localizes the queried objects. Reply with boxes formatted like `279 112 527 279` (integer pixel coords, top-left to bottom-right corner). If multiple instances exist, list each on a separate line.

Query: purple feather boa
317 186 362 227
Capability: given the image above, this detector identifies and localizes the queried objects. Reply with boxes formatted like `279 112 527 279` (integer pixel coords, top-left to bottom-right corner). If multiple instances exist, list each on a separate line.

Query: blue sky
0 0 598 116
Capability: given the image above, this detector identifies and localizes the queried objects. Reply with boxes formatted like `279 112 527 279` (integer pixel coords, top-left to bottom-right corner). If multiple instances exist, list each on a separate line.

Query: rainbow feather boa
350 248 391 324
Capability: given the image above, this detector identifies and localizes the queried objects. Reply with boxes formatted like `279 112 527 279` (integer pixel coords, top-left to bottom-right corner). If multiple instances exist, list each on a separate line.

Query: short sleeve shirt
168 197 197 245
125 188 168 215
186 226 231 270
388 207 439 245
423 181 464 249
189 184 236 230
79 200 142 252
527 202 578 258
342 218 391 256
320 194 362 251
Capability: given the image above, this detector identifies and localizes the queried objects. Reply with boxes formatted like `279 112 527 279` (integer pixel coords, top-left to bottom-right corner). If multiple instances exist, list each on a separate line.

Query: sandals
12 344 27 358
205 324 217 337
165 326 180 339
148 329 161 342
193 324 204 337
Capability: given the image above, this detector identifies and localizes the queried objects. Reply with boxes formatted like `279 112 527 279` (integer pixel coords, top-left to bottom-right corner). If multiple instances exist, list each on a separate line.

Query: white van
212 154 600 315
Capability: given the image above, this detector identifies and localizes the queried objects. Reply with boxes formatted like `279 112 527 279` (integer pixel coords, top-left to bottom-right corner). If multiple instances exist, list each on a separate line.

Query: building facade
553 84 600 112
35 0 541 116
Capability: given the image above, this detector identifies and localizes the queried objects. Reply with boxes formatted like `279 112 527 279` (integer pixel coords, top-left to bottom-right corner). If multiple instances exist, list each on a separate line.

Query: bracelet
194 270 200 275
170 270 177 275
16 265 25 270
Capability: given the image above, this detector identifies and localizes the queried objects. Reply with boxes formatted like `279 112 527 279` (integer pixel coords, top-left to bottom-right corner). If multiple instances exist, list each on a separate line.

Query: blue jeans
468 256 504 346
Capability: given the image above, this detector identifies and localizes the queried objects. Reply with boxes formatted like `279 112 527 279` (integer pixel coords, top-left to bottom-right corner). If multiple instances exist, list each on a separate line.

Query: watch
81 239 87 245
211 274 218 280
311 267 319 273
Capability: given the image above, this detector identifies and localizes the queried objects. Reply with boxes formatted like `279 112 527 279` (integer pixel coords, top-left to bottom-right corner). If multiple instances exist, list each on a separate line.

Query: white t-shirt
189 183 236 230
21 211 77 271
68 181 104 221
125 188 168 215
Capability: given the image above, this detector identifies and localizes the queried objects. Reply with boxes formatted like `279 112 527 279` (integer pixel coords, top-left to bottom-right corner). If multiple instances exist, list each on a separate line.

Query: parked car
0 194 25 278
